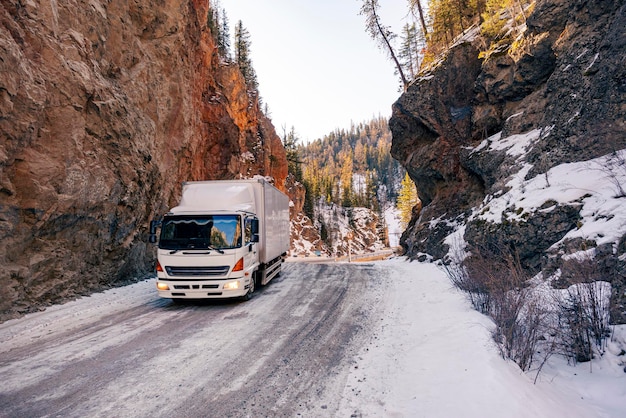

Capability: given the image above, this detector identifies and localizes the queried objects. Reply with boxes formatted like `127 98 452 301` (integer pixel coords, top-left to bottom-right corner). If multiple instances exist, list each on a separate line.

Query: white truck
149 179 290 301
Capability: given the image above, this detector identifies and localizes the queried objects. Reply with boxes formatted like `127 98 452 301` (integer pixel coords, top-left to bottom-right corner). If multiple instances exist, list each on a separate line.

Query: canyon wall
390 0 625 320
0 0 287 320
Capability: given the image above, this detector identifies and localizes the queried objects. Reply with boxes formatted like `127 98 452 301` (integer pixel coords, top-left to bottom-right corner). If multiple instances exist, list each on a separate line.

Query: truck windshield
159 215 242 251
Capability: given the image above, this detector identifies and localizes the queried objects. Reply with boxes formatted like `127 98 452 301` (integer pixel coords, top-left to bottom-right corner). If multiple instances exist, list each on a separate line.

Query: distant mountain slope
300 117 403 212
292 117 404 256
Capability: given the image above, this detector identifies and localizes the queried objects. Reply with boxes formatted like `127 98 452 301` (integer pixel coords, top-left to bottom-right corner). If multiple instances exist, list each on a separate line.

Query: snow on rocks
474 148 626 250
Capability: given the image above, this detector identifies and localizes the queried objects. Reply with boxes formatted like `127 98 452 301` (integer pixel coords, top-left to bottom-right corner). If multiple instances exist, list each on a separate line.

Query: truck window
159 215 242 250
244 217 256 244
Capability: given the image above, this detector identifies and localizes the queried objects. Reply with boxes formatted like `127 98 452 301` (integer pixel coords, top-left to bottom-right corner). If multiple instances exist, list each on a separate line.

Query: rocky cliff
390 0 625 320
0 0 288 321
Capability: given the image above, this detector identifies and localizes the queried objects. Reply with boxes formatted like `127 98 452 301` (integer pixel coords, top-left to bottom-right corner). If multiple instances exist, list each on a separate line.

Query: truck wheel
242 275 255 301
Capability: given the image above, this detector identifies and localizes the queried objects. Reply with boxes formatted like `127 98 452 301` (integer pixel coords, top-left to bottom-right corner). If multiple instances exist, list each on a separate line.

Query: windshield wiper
167 244 224 254
206 244 225 254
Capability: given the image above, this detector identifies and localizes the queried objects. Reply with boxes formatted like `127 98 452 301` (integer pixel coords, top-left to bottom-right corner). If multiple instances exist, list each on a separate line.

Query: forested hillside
284 117 406 256
298 117 403 216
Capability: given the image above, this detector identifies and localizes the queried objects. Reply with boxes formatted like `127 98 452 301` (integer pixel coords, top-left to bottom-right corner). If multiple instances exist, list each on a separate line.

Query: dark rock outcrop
390 0 626 321
0 0 288 321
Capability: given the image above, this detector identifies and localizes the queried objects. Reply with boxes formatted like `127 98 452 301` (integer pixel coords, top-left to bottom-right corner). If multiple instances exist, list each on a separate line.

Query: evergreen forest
287 116 405 221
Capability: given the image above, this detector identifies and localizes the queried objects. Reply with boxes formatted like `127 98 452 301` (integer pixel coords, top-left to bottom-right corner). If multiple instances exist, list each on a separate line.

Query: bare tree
360 0 408 90
409 0 429 37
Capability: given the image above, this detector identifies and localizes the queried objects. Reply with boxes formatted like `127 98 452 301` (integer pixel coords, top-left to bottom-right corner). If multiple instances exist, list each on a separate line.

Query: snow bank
338 259 625 418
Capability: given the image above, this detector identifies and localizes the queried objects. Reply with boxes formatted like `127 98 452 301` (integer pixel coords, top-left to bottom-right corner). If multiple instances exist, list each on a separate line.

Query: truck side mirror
150 220 161 235
251 219 259 234
149 219 161 244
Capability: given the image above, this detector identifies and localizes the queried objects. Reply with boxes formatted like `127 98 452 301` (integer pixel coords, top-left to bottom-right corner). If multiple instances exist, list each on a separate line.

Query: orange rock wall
0 0 287 320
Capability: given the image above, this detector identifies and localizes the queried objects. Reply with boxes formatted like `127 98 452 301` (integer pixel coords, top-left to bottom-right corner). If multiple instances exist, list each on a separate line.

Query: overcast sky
222 0 411 143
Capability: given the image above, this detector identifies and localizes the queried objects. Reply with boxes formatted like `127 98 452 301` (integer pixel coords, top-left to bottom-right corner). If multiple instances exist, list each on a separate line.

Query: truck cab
154 212 259 300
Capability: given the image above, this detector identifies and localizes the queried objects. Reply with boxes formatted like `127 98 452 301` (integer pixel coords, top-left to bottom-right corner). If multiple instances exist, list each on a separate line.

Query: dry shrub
443 246 547 371
553 254 611 363
444 245 614 373
441 262 490 314
591 150 626 198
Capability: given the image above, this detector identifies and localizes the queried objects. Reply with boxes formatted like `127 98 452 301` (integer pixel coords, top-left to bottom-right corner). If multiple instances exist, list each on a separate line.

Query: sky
221 0 412 142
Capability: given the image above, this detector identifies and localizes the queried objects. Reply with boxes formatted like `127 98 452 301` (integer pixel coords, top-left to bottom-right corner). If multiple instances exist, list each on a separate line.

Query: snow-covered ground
384 203 403 248
1 259 624 417
339 259 626 418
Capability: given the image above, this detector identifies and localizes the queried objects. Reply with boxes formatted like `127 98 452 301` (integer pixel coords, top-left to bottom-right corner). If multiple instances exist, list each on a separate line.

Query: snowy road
0 262 384 417
0 260 619 417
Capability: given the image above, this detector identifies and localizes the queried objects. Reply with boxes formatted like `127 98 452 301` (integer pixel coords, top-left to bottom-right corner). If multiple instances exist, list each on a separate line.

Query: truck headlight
223 281 240 290
157 282 170 291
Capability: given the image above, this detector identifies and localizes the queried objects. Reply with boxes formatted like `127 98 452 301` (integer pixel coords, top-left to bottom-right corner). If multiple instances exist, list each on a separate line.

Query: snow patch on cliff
474 148 626 249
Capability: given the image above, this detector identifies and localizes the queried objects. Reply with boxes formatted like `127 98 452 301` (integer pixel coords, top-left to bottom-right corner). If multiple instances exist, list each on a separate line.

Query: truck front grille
165 266 230 277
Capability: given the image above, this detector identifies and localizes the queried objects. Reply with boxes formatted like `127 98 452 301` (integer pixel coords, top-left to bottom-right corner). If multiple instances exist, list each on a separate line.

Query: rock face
0 0 288 321
390 1 625 320
314 203 386 257
283 172 327 255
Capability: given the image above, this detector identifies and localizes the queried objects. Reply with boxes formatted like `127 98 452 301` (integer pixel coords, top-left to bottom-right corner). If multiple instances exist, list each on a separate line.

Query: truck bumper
156 276 251 299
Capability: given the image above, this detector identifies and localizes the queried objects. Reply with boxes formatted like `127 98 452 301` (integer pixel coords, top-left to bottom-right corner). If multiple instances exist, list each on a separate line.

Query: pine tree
365 171 379 211
339 150 354 207
354 141 366 171
397 172 420 229
207 1 231 61
282 126 303 182
234 20 258 93
207 4 218 39
399 23 424 80
218 8 231 61
359 0 408 90
302 180 315 220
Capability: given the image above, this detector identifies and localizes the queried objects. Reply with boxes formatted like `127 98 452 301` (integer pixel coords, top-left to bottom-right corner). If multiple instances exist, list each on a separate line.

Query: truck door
244 217 259 269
